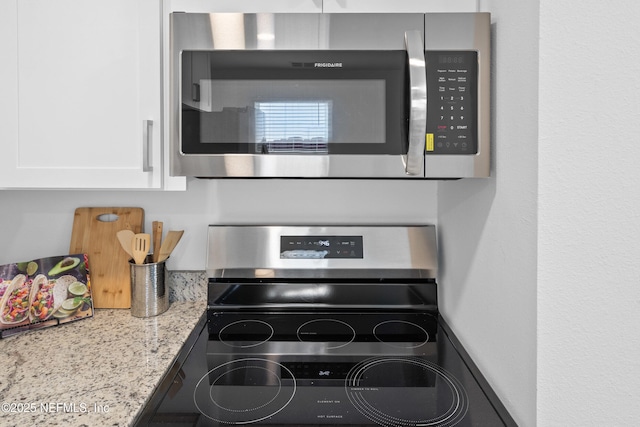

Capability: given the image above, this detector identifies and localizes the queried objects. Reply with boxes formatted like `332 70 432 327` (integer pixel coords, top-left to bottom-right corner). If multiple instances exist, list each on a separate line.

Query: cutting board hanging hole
97 213 119 222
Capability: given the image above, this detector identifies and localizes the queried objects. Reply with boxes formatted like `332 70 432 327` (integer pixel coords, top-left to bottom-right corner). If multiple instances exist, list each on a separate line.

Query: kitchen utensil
152 221 163 263
132 233 151 265
69 207 144 308
156 230 184 263
116 229 135 259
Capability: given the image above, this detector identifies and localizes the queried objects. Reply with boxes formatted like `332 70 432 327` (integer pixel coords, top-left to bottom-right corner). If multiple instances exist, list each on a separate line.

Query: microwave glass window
180 50 407 156
183 79 386 152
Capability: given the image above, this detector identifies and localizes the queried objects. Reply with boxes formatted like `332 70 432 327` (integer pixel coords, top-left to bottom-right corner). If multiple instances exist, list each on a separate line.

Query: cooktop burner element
297 319 356 349
194 358 296 425
346 357 468 427
373 320 430 348
219 320 274 348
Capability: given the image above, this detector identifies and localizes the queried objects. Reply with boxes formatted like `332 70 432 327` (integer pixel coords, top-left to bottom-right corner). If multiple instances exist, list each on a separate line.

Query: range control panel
280 235 364 259
426 51 478 155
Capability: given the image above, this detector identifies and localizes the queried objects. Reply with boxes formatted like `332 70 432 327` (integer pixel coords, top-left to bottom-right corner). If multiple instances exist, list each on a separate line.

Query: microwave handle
404 31 427 176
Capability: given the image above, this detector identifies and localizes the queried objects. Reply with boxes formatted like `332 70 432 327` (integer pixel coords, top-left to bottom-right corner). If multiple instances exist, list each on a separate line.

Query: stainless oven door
170 13 426 178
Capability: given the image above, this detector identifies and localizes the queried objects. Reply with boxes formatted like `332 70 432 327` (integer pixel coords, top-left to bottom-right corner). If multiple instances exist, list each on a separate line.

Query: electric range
134 226 516 427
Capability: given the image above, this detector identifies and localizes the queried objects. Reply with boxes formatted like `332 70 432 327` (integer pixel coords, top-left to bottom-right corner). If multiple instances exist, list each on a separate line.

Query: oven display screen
280 236 363 259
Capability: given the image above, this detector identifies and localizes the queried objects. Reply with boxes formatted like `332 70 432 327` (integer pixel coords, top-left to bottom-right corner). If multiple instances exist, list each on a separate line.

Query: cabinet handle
192 83 200 102
404 30 427 176
143 120 153 172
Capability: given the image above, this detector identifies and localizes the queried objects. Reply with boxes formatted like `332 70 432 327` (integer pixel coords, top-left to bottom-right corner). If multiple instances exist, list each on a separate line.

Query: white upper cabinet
322 0 478 13
168 0 322 13
0 1 18 191
0 0 184 190
168 0 474 14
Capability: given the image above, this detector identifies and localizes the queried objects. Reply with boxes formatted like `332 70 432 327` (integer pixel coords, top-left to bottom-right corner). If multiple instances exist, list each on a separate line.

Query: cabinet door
169 0 322 13
0 0 162 189
323 0 477 13
0 1 18 190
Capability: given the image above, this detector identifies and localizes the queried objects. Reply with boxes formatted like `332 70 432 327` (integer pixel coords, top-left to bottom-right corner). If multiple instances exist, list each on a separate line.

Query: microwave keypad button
426 51 478 155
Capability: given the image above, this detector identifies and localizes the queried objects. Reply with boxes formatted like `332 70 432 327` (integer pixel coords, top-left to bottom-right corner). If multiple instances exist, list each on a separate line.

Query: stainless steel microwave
170 12 490 179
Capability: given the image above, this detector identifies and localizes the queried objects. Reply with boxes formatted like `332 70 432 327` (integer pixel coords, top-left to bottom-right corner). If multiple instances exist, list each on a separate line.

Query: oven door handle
404 30 427 176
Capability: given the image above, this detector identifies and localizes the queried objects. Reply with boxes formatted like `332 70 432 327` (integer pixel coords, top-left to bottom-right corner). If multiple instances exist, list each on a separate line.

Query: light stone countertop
0 271 207 427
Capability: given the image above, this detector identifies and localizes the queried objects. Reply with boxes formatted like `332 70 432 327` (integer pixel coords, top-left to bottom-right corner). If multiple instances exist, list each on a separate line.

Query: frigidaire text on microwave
170 12 490 179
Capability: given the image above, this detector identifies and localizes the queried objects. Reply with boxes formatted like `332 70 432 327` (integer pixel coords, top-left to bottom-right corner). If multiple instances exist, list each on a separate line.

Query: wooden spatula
116 229 135 259
132 233 150 265
157 230 184 263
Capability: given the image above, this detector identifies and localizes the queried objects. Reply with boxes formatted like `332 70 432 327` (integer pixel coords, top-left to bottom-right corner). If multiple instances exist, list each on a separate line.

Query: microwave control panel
426 51 478 155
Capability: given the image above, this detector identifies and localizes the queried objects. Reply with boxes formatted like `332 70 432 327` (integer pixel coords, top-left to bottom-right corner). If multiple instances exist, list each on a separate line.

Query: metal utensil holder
129 256 169 317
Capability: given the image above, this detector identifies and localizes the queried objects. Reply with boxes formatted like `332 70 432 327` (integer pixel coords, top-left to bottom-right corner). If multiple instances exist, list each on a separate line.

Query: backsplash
167 270 207 303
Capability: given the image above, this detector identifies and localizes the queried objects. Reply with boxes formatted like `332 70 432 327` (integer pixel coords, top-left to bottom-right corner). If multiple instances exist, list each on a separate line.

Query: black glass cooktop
135 311 515 427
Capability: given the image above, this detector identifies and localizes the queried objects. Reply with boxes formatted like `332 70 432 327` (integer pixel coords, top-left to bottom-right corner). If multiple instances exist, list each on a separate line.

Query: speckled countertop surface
0 271 207 427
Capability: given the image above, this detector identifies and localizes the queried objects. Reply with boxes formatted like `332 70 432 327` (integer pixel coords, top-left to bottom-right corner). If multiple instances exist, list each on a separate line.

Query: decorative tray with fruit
0 254 93 338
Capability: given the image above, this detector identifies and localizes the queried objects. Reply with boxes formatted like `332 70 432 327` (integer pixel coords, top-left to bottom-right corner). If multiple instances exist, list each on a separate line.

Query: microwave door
404 31 426 176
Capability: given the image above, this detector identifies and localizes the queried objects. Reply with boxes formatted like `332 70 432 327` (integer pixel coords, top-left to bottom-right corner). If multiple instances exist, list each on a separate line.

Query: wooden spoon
132 233 151 265
156 230 184 263
151 221 163 263
116 230 135 259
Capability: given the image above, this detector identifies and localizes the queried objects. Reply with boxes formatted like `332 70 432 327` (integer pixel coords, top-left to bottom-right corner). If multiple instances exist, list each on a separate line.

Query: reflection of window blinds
255 101 330 143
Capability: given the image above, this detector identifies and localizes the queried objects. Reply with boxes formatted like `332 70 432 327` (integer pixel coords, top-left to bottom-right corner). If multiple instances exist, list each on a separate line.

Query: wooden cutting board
69 207 144 308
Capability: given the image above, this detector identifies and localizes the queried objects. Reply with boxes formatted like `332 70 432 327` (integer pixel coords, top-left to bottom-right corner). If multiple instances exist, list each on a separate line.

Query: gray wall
536 1 640 425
